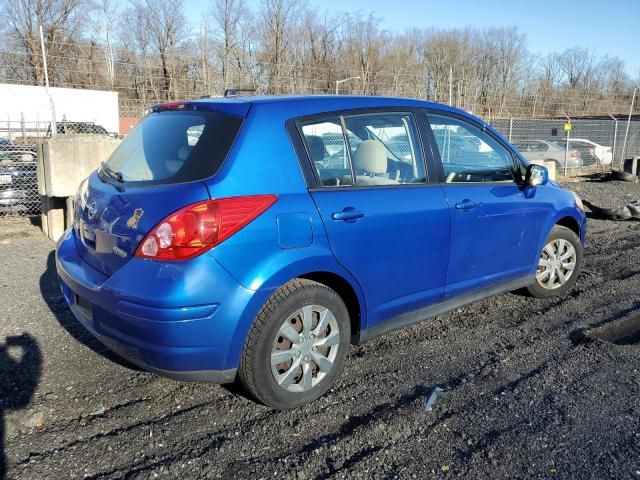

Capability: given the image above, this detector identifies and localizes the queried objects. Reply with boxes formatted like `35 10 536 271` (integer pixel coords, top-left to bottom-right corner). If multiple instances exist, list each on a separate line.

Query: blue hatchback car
56 95 586 408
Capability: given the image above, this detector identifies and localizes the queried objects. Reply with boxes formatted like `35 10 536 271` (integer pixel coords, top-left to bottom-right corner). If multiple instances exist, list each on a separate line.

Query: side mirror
525 163 548 188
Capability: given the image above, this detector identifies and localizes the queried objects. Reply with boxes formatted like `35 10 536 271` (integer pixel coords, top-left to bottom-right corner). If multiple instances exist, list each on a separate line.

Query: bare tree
257 0 300 93
122 0 190 100
208 0 250 91
1 0 88 84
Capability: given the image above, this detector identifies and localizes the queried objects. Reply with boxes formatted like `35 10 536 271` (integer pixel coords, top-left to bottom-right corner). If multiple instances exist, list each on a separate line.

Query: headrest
352 140 387 175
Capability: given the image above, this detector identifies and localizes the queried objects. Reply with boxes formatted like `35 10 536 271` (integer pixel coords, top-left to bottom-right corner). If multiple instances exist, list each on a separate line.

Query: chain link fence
0 118 121 217
0 132 38 216
2 107 640 218
489 117 640 174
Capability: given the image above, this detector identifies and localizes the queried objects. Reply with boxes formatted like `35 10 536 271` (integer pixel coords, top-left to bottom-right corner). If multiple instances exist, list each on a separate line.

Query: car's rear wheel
238 279 350 409
526 225 583 298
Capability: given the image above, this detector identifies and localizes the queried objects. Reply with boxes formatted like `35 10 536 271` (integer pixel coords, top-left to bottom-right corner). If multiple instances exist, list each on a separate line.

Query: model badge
127 208 144 229
112 246 128 258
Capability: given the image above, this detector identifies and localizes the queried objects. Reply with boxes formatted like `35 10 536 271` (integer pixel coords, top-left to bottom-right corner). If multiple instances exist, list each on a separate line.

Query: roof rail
224 88 257 98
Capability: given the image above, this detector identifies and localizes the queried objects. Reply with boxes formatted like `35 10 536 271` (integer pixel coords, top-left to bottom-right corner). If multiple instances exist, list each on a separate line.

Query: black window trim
287 107 435 190
420 108 527 186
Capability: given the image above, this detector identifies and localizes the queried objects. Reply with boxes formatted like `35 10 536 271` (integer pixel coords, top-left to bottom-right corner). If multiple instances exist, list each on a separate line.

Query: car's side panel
310 186 451 327
442 183 546 297
357 274 534 343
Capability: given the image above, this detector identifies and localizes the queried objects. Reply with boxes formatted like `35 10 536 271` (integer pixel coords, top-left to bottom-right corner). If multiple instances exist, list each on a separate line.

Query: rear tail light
135 195 277 261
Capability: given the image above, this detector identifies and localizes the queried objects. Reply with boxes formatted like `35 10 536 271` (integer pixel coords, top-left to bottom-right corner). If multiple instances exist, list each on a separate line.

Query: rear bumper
56 228 258 383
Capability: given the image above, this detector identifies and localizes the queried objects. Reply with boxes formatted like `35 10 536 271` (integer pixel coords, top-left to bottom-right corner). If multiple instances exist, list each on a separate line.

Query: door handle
455 200 477 210
332 208 365 221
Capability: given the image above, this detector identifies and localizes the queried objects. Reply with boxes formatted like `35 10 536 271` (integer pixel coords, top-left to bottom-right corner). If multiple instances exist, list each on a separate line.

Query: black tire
611 170 638 182
238 279 350 409
526 225 583 298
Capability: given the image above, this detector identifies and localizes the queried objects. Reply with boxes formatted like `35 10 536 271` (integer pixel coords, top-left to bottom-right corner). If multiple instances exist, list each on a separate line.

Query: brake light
156 101 185 111
135 195 278 261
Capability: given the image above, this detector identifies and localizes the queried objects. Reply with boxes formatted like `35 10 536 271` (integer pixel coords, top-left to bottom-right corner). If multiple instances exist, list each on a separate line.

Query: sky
180 0 640 77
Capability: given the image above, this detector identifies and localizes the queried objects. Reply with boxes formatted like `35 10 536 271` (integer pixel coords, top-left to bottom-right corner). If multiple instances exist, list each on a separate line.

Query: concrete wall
38 136 121 198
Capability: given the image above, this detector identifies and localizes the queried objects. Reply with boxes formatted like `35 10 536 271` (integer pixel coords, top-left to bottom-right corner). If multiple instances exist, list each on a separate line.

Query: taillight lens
135 195 277 261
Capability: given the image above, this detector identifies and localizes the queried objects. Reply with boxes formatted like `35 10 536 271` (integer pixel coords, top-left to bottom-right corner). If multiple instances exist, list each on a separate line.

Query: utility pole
448 66 453 106
335 76 360 95
39 24 56 136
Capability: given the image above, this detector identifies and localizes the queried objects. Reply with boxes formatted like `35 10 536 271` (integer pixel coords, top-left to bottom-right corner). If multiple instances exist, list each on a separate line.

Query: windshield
102 110 243 186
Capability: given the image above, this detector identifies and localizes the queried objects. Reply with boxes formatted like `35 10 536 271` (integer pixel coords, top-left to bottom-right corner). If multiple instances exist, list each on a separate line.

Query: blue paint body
56 95 587 380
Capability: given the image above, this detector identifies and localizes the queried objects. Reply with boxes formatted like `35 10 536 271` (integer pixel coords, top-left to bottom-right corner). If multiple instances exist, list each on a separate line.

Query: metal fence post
20 112 26 138
608 114 618 166
562 112 570 177
7 114 12 141
564 128 570 177
621 87 637 168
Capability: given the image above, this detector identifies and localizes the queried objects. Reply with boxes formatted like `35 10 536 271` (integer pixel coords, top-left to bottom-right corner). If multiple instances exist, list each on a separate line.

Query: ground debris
424 387 444 413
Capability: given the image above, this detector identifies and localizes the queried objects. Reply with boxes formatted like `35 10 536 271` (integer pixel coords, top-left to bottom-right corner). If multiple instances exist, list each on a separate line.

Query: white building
0 83 119 136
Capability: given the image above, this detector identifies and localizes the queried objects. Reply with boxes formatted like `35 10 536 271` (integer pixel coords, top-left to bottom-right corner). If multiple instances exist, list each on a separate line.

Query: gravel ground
1 178 640 480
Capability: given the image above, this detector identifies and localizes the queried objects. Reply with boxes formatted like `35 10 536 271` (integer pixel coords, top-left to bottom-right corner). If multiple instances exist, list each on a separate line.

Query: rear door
74 107 244 277
424 111 547 297
299 110 451 327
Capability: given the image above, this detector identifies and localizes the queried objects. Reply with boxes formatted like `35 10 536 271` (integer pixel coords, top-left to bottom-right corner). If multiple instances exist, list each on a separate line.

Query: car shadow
0 333 41 479
39 250 142 371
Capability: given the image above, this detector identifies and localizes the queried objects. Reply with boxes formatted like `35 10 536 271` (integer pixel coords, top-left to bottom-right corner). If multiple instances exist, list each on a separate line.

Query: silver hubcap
270 305 340 393
536 239 577 289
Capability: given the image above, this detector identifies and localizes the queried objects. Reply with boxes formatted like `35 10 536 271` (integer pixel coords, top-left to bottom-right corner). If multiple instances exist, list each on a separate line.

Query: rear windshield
102 110 243 186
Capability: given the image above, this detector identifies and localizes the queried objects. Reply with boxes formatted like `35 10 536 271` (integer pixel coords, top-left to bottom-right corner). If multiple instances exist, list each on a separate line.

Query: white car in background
557 138 613 165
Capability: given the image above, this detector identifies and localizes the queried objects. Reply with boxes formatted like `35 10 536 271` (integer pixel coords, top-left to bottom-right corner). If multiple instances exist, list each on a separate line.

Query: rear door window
301 118 353 187
102 111 243 186
300 111 426 187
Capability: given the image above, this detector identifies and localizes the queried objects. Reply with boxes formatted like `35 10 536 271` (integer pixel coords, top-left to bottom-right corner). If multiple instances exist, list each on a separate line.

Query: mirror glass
527 164 547 187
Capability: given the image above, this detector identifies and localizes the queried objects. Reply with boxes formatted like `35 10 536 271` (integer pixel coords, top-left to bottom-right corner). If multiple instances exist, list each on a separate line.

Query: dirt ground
1 178 640 480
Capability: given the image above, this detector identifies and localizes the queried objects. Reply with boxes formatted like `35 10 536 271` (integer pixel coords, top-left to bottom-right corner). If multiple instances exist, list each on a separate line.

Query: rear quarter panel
203 102 369 362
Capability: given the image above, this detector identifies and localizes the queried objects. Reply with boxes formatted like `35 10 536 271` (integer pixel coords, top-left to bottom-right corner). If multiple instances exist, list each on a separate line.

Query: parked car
0 162 38 214
47 121 115 137
512 139 582 171
554 138 613 166
56 96 586 409
0 138 38 214
0 138 37 162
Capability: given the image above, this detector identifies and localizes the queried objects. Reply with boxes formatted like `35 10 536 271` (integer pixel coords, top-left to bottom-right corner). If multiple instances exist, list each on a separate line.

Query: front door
299 110 451 327
425 112 546 297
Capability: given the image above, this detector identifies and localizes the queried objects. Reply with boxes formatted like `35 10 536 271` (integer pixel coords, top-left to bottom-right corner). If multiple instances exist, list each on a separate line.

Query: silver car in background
512 139 583 170
554 138 613 166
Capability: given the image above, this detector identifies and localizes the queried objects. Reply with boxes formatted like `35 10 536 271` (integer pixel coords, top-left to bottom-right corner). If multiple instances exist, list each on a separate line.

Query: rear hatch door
73 106 245 277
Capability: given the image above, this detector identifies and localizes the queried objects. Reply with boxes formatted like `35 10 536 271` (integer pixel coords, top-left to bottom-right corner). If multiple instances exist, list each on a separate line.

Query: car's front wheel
238 279 350 409
526 225 583 298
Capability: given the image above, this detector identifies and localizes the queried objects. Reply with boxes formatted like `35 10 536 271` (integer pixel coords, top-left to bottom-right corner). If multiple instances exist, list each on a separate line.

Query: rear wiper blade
100 161 124 182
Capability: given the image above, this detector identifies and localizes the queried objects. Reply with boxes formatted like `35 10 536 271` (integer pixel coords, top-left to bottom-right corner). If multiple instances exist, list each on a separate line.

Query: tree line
1 0 638 118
